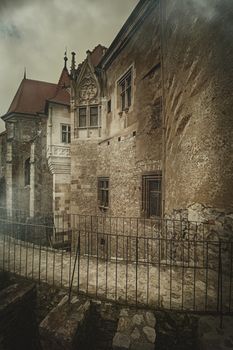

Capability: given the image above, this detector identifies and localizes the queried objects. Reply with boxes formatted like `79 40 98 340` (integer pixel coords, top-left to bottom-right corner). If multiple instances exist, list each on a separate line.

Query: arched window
24 158 30 186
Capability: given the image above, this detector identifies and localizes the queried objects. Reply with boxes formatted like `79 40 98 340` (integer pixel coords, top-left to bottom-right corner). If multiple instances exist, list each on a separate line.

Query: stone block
113 332 131 349
40 295 91 350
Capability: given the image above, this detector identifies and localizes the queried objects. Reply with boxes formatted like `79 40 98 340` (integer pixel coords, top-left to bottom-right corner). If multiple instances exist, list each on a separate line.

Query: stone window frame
98 177 109 211
77 105 100 129
61 124 71 144
116 66 134 114
142 171 162 218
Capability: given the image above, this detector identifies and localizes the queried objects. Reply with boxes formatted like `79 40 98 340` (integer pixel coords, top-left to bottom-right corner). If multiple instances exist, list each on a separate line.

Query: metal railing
0 210 232 316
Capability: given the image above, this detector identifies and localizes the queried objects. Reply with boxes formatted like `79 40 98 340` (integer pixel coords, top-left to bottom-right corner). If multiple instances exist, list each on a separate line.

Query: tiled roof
48 67 70 106
6 78 57 116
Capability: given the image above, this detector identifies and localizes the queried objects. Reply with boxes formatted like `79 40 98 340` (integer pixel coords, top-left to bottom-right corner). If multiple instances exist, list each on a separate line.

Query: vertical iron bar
115 233 118 302
181 239 185 310
136 220 139 307
229 242 233 312
77 231 81 294
87 225 90 294
158 236 161 308
96 217 99 298
52 247 55 288
205 242 209 311
105 234 108 299
32 241 35 280
169 239 172 309
193 239 197 311
126 236 129 303
147 237 149 306
38 226 42 284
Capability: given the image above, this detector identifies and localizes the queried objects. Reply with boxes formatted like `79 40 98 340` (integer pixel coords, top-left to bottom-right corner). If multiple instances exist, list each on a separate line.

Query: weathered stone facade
0 63 71 226
70 1 163 219
0 0 233 239
162 0 233 230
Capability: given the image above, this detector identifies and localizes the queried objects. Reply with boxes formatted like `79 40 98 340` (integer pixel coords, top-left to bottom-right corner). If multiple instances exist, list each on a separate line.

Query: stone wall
7 117 53 216
71 0 162 219
163 0 233 229
71 140 98 215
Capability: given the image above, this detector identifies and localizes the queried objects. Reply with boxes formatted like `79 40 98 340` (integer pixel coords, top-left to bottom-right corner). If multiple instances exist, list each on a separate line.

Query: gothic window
142 173 162 218
24 158 30 186
90 106 98 127
79 107 87 127
61 124 71 143
118 69 132 111
98 177 109 209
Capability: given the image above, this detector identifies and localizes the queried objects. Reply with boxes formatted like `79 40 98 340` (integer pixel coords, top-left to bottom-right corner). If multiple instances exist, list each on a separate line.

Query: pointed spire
24 67 26 79
70 51 76 79
64 49 68 69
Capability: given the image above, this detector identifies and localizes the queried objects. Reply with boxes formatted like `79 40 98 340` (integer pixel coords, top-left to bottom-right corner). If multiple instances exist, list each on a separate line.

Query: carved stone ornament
79 73 98 102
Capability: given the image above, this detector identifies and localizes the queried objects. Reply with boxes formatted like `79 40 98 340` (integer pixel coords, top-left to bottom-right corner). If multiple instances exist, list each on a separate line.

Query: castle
0 0 233 240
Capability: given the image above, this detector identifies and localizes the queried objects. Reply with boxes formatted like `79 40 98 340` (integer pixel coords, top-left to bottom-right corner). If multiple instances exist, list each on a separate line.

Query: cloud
0 0 138 132
0 24 21 39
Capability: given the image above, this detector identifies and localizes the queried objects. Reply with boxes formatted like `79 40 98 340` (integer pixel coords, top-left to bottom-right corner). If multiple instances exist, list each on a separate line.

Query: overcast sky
0 0 138 132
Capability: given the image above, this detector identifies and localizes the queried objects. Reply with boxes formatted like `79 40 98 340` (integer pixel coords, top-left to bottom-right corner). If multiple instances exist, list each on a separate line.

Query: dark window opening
61 124 71 143
79 107 87 127
24 158 30 186
142 173 162 218
107 100 111 113
90 106 98 127
98 177 109 209
119 69 132 111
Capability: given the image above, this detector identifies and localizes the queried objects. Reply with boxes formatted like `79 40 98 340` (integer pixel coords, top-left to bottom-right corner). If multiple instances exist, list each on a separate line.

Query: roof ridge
24 78 57 86
7 78 25 114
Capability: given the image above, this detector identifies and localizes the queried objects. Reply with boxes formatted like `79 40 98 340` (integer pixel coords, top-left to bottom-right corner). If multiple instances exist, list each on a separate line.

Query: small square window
61 124 71 143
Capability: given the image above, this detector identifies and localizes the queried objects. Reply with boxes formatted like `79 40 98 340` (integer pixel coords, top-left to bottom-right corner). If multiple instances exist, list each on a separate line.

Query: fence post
218 240 223 329
68 231 80 302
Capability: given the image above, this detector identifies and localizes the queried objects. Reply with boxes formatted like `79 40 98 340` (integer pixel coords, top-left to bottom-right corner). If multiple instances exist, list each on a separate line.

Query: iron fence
0 210 232 317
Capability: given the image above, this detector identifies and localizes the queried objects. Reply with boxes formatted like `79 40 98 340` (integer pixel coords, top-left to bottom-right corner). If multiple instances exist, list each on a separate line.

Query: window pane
90 107 98 127
79 107 86 116
98 178 109 208
127 87 131 107
126 75 131 87
62 132 66 143
142 174 162 218
121 92 125 110
90 106 98 115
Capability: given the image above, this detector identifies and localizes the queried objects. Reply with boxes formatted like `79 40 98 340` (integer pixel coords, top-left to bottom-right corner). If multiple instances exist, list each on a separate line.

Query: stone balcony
47 145 71 174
